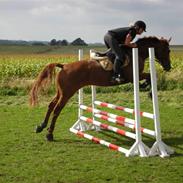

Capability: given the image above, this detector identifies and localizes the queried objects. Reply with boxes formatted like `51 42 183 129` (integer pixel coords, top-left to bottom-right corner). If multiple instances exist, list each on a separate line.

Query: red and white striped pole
70 128 129 154
94 101 154 119
79 105 155 137
80 116 136 139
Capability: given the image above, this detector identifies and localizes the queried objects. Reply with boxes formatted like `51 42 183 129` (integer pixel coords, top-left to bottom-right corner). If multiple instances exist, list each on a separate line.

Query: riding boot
111 58 124 83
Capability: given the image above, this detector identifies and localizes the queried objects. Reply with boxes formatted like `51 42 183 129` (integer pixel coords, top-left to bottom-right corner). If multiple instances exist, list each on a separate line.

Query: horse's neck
138 46 149 60
138 42 159 60
137 39 161 60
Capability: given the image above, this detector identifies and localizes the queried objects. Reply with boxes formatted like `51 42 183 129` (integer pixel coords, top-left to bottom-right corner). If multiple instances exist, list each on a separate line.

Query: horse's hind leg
46 95 68 141
35 93 60 133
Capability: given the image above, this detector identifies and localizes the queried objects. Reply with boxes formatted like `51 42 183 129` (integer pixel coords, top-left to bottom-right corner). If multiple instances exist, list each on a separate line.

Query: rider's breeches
104 33 125 75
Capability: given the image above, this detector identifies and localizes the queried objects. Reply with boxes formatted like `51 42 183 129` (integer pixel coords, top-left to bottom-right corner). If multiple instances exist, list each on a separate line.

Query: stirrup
111 74 124 83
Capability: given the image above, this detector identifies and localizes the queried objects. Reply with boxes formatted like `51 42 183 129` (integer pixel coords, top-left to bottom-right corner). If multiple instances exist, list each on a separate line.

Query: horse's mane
135 36 169 45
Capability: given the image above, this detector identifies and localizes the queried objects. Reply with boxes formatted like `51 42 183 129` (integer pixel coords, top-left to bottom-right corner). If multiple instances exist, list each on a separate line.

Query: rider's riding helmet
134 20 146 32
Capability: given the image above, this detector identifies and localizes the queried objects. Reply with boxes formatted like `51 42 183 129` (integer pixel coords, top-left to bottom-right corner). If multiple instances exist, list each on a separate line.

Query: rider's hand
125 33 132 45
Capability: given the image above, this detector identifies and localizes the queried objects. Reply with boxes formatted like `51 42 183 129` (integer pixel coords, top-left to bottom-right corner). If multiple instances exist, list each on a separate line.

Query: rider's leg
110 43 126 81
111 57 124 82
113 54 125 74
104 33 127 82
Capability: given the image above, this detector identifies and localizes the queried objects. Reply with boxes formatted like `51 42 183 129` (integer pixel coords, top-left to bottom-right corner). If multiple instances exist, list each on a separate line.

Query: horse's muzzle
164 65 171 71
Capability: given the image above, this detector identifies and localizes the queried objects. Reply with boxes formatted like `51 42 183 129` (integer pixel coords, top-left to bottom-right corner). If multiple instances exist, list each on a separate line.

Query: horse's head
154 37 171 71
136 37 172 71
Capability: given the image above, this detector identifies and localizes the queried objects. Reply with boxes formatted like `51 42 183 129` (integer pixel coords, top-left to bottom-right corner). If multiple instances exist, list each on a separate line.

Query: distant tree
50 39 69 46
61 39 69 46
56 39 69 46
71 38 88 46
56 40 62 45
50 39 57 46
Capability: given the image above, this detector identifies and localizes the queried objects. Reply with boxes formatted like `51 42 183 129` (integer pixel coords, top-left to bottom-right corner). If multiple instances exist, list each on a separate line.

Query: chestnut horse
30 37 171 141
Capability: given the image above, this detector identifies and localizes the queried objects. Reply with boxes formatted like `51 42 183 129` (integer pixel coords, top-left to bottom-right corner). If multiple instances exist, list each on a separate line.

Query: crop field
0 45 183 93
0 45 183 183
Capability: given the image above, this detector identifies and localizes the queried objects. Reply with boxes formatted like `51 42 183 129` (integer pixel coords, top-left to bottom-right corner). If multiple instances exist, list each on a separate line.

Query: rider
104 20 146 82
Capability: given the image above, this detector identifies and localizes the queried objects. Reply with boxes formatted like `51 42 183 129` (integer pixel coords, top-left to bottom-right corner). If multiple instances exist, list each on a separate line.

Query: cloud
0 0 182 44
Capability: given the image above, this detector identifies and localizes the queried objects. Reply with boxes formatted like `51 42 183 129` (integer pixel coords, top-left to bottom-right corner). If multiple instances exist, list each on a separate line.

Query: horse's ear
168 37 172 43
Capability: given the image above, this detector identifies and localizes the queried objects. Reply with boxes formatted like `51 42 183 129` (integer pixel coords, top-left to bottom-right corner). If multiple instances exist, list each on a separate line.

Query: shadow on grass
163 136 183 154
53 132 183 156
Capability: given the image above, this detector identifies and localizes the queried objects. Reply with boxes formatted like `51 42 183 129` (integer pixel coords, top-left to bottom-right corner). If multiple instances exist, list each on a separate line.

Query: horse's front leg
139 72 152 98
139 72 151 89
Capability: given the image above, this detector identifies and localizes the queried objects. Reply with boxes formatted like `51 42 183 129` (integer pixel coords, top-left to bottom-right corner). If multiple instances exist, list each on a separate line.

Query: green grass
0 91 183 183
0 45 183 182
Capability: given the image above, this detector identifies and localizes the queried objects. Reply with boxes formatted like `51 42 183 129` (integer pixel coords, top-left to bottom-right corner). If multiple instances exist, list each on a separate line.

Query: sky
0 0 183 44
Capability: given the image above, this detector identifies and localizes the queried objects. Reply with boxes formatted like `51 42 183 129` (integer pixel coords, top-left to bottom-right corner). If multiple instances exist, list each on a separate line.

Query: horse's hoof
46 133 54 141
35 125 43 133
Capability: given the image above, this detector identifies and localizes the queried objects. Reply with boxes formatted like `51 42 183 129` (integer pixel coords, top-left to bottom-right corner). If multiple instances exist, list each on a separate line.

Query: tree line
0 38 88 46
50 38 88 46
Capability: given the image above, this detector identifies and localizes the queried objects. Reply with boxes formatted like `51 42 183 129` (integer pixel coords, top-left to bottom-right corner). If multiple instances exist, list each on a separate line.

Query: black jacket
108 27 137 43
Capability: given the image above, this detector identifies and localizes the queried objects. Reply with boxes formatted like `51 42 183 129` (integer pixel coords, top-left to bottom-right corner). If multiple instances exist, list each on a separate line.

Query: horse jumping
30 37 171 141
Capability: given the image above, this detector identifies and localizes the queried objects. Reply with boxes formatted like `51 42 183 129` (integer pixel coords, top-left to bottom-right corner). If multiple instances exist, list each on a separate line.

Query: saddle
90 49 113 71
90 48 130 71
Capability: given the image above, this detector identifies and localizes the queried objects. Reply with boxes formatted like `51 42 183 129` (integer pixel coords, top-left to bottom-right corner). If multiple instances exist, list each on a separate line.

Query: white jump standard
148 48 174 157
70 48 174 158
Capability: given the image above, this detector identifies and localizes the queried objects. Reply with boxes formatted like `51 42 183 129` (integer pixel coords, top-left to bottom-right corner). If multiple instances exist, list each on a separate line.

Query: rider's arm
124 33 137 48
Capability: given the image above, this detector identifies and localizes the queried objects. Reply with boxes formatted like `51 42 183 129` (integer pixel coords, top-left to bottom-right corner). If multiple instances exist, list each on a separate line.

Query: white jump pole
90 50 96 121
78 49 84 119
148 48 174 157
127 48 150 157
70 49 86 131
133 48 141 143
90 50 100 131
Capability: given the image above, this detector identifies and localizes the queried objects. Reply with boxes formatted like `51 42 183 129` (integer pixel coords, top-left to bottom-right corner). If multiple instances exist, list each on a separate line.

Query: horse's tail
29 63 64 106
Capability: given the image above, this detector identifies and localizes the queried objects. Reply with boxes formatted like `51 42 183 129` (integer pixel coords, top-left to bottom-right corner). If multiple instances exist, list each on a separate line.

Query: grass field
0 91 183 183
0 45 183 183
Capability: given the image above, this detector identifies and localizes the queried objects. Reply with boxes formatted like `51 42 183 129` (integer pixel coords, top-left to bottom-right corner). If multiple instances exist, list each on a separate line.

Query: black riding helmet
134 20 146 32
